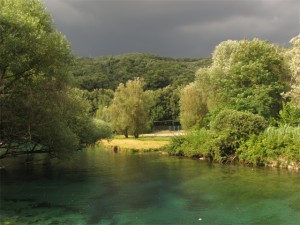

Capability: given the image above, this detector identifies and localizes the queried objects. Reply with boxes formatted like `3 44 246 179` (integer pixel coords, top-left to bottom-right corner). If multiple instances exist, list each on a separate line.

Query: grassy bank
99 135 171 152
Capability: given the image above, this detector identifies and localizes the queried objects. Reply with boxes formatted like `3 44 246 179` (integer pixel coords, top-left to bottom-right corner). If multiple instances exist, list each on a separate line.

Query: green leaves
171 37 298 166
179 82 208 129
196 38 286 119
72 54 211 91
109 78 152 138
278 102 300 126
211 109 267 144
238 126 300 166
0 0 109 159
284 35 300 108
0 0 73 92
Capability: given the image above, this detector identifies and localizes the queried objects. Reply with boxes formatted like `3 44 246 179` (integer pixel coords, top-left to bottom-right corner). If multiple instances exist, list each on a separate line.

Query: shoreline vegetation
1 0 300 172
97 38 300 172
100 138 300 171
99 130 300 171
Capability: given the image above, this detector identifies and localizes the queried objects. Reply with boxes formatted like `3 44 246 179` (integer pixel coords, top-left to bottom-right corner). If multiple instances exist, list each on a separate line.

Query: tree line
168 38 300 169
71 53 211 131
1 0 209 158
72 53 211 91
1 0 299 169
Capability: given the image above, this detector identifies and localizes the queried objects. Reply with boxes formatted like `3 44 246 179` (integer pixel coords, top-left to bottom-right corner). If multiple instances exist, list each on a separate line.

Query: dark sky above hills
42 0 299 58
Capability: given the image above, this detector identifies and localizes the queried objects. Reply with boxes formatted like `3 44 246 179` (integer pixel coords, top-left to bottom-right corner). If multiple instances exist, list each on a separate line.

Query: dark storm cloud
41 0 299 57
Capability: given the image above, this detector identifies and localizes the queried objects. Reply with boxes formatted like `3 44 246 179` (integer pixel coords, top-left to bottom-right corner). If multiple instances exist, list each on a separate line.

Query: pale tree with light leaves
109 78 152 138
179 82 208 130
285 35 300 108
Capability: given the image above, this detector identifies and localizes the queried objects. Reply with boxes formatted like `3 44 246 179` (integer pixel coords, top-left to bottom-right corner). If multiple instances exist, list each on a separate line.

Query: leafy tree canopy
72 53 211 91
0 0 110 159
284 35 300 108
180 83 208 129
109 78 152 138
195 38 287 119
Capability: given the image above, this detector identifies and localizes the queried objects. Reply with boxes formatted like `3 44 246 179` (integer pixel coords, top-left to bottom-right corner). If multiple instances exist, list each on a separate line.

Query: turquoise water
0 148 299 225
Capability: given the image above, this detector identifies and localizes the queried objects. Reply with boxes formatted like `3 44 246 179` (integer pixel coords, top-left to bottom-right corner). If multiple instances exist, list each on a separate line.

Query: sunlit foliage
109 78 152 138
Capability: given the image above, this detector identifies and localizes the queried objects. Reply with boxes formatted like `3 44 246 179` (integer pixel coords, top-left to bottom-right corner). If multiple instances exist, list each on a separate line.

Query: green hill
72 53 211 91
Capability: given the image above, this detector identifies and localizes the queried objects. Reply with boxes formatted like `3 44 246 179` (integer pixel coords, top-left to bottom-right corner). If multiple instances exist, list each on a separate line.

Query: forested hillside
72 53 211 91
70 54 211 126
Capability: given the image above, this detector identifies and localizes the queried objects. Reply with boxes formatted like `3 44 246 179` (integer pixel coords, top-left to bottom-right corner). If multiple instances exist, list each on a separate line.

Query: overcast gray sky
41 0 299 58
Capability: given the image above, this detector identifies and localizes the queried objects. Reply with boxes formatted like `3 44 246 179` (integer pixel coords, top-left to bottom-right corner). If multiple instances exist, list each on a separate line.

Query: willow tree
109 78 152 138
179 83 208 129
285 35 300 108
197 39 286 119
0 0 106 159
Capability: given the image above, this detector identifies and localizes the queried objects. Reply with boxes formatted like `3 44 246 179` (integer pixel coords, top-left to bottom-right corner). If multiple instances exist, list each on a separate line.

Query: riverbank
165 128 300 171
99 130 184 152
99 134 172 153
99 130 300 171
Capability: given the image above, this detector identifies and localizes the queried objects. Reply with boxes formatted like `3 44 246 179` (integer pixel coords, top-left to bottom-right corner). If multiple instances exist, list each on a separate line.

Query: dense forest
70 54 211 126
0 0 210 159
72 54 211 91
1 0 299 169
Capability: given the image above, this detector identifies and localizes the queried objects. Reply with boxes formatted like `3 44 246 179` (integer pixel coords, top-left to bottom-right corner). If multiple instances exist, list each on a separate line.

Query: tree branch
0 68 34 92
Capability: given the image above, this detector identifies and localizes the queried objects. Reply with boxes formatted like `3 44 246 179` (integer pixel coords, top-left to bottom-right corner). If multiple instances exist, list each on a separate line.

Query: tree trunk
124 131 129 138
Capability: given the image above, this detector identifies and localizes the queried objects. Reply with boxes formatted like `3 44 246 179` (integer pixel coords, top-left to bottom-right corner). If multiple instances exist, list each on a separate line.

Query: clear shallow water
0 148 299 225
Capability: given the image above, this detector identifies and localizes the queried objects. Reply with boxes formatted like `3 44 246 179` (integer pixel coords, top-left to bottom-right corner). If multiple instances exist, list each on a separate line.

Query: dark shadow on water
1 197 35 203
30 201 83 213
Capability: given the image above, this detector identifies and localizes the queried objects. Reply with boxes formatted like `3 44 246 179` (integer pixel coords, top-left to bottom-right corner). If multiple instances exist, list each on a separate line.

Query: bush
166 110 267 161
179 129 212 157
238 126 300 166
93 119 113 139
165 136 186 156
210 109 267 154
166 128 224 160
37 121 80 156
71 117 112 146
278 102 300 126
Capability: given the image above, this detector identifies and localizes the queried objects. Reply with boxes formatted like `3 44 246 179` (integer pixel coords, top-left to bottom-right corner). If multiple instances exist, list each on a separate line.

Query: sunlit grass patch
113 135 172 142
100 138 170 150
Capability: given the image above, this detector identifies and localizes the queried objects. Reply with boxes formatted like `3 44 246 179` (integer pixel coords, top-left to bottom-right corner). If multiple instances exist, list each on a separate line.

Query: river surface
0 148 299 225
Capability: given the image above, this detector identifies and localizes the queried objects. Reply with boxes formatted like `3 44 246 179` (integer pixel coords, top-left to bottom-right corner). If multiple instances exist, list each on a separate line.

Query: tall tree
109 78 152 138
285 35 300 108
0 0 73 92
179 83 208 129
148 86 181 123
0 0 107 159
198 39 287 119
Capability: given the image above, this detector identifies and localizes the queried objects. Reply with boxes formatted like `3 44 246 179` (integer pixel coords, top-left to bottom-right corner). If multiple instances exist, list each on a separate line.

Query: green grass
264 125 300 138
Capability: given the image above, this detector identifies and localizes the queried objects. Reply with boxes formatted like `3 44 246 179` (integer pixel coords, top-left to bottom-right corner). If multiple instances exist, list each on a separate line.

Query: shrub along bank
165 109 300 170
